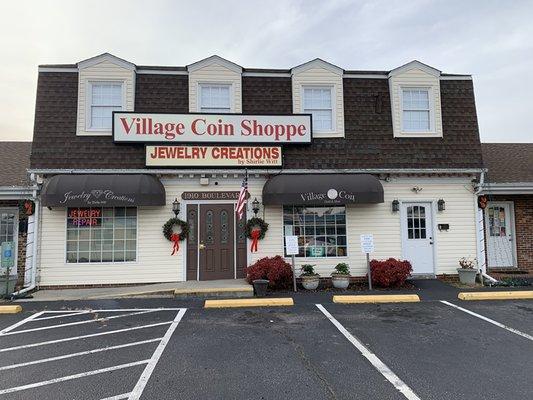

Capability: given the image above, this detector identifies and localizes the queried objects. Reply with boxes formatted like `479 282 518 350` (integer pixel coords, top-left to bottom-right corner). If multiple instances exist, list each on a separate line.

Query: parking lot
0 297 532 399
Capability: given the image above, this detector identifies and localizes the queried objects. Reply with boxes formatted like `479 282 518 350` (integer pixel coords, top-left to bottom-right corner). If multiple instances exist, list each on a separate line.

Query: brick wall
0 200 28 287
486 194 533 273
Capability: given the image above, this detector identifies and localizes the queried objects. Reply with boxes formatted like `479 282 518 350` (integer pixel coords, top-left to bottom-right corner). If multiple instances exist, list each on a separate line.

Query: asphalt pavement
0 295 531 399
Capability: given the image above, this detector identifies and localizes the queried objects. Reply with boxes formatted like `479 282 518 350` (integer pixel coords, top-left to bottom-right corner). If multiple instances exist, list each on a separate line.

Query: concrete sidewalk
16 279 252 301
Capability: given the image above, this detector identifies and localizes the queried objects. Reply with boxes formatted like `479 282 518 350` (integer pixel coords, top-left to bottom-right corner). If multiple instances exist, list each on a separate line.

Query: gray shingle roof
0 141 31 187
482 143 533 183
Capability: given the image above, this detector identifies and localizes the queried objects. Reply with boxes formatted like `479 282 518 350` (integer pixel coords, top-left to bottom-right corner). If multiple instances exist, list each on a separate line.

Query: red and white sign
146 145 282 167
114 112 312 144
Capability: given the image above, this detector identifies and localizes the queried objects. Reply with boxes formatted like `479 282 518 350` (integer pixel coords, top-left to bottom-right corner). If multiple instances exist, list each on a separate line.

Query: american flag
236 171 248 220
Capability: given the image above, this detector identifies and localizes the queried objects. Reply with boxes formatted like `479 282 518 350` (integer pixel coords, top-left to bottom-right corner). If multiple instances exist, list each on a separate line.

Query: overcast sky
1 0 532 142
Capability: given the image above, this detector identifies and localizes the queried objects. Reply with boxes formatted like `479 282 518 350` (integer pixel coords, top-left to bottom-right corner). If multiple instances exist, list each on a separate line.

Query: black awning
262 174 384 205
41 174 166 207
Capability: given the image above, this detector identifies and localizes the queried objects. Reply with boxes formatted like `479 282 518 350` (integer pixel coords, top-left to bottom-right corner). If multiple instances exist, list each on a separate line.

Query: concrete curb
0 305 22 314
458 291 533 301
84 289 176 300
333 294 420 304
174 287 253 295
204 298 294 308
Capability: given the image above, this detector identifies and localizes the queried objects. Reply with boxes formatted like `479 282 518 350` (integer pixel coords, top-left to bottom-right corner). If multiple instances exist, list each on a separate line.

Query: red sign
68 208 101 227
146 145 282 167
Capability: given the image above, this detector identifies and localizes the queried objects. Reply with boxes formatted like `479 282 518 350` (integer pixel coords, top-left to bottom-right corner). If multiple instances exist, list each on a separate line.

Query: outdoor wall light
252 197 260 216
172 198 181 216
438 199 446 212
392 199 400 212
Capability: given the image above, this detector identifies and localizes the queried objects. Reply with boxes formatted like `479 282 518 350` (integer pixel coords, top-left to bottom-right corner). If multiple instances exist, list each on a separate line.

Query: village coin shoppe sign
113 112 312 167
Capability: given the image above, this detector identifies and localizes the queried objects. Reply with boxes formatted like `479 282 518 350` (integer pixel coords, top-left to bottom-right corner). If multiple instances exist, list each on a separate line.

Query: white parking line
0 337 163 371
0 321 172 353
0 311 45 334
440 301 533 341
129 308 187 400
316 304 421 400
100 393 131 400
1 309 159 336
0 360 150 395
32 311 93 321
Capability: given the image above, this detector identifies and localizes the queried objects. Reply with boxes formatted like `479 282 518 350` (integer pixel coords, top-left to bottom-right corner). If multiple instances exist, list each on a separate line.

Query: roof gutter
28 168 484 176
479 182 533 195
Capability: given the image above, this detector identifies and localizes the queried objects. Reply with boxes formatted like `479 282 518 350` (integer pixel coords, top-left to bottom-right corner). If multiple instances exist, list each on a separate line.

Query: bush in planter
369 258 412 288
300 264 318 276
245 256 293 290
332 262 350 276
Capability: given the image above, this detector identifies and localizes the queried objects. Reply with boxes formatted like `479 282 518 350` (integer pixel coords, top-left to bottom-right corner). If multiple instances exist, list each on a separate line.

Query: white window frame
281 205 349 259
300 85 336 135
197 82 234 113
399 86 436 135
85 80 125 132
64 207 138 265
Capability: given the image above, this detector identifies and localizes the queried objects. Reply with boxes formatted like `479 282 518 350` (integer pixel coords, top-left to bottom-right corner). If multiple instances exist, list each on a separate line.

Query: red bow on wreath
250 229 261 253
170 233 180 255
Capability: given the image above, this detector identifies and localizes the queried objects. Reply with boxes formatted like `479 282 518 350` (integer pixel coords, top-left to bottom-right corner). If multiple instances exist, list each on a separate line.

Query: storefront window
66 207 137 263
283 206 347 258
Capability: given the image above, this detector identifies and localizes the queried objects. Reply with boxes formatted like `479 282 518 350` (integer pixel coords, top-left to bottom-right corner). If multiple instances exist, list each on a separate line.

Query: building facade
30 53 484 286
479 143 533 276
0 142 36 293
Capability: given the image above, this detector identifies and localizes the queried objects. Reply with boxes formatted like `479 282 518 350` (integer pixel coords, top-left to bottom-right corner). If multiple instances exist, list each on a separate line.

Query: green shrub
300 264 318 276
333 263 350 275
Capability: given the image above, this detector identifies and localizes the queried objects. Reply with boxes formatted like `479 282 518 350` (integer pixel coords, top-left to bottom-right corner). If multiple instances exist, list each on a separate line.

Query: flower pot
332 274 350 289
301 275 320 290
252 279 269 297
457 268 477 285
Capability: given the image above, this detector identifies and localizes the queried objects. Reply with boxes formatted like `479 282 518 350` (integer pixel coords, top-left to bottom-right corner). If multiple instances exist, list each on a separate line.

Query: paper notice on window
285 235 299 256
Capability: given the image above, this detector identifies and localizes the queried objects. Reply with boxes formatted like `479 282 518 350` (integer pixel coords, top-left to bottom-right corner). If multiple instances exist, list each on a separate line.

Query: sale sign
146 145 282 167
114 112 312 144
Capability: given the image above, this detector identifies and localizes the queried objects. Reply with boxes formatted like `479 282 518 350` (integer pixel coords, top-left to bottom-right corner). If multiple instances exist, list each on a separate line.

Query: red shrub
369 258 412 288
245 256 293 290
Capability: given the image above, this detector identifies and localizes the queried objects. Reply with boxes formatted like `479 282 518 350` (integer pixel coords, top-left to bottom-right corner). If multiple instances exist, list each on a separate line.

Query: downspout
473 170 498 284
11 191 40 298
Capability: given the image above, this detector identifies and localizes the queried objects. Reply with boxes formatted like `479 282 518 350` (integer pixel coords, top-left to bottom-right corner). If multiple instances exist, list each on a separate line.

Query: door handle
199 243 205 250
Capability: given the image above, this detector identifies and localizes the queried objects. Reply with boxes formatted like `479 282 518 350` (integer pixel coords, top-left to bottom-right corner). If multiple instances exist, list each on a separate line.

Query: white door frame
399 200 437 275
485 201 518 268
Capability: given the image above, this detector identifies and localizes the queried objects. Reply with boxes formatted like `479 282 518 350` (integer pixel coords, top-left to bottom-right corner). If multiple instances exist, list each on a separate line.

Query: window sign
68 208 102 227
360 234 374 253
285 236 299 256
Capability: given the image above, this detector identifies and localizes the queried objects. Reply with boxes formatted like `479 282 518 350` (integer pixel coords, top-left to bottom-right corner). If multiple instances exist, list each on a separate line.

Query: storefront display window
66 207 137 263
283 206 347 258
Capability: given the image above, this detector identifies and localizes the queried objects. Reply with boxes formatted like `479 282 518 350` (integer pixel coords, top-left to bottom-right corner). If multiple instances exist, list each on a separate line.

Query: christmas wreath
245 217 269 253
162 218 190 255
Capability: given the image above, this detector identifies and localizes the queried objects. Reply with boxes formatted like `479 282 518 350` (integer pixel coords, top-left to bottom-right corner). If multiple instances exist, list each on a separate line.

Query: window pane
200 85 231 112
283 205 346 258
66 207 136 263
90 83 122 129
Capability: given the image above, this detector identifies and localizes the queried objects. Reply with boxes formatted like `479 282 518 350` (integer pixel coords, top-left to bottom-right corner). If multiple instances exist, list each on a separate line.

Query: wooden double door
186 203 247 280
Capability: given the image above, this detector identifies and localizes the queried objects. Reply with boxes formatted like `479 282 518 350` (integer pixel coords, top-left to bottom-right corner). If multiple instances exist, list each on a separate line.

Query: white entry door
401 202 435 274
485 202 515 268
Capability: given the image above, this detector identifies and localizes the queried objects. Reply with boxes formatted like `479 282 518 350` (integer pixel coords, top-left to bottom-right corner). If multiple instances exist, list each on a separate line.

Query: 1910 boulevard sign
113 112 312 144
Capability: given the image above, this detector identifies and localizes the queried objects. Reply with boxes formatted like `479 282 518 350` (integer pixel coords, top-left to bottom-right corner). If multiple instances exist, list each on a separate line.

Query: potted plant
457 257 478 285
331 263 350 289
300 264 320 290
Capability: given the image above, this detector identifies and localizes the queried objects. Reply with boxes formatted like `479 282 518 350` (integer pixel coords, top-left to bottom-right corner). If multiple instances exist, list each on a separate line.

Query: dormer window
199 84 231 113
401 88 431 132
302 86 334 132
88 82 123 130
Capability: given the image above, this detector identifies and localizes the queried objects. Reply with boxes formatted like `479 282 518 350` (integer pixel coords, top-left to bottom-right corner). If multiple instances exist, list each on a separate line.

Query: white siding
188 63 242 112
250 179 477 277
292 66 344 138
76 60 135 136
389 68 443 138
37 176 477 285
